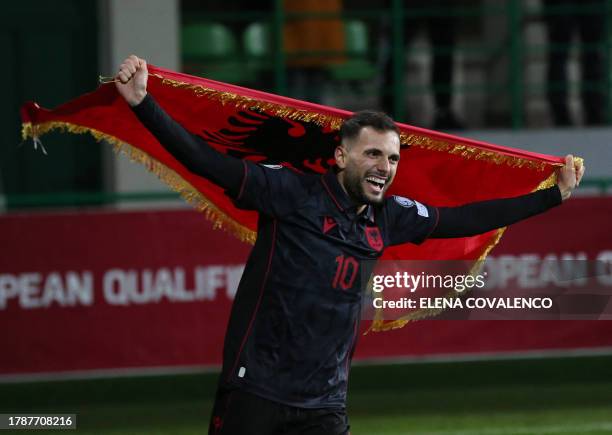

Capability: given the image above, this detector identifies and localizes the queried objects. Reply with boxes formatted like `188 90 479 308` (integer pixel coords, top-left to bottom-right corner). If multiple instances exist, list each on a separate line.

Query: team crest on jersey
261 164 283 169
365 227 383 252
393 195 414 208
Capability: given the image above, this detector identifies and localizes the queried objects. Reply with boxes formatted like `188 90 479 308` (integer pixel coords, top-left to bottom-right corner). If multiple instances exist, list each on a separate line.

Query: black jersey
220 162 437 408
131 94 562 410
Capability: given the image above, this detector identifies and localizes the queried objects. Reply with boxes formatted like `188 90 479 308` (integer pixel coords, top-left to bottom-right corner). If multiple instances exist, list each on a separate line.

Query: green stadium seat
243 22 272 75
328 20 377 82
243 22 271 58
181 22 248 84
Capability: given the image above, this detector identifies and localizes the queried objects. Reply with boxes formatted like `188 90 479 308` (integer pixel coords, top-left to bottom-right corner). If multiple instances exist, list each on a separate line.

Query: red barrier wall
1 197 611 377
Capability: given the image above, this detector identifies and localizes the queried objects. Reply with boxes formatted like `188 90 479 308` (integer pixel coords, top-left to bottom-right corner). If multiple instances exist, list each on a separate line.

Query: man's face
336 127 401 206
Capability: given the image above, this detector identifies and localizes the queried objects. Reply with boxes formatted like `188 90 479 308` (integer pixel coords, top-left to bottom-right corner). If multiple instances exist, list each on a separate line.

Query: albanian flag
20 65 570 331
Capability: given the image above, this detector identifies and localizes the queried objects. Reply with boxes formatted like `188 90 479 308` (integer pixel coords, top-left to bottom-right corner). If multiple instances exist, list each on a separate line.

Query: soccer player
115 55 584 435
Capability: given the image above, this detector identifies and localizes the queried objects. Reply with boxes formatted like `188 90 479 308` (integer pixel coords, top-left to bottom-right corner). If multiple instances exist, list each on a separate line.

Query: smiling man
335 115 401 210
115 55 583 435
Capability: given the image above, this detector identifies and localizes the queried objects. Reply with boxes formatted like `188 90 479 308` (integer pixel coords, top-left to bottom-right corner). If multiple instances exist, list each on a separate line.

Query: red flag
20 65 571 331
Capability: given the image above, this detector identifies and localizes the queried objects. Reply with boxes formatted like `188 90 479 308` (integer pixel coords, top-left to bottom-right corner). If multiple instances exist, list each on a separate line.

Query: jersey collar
321 169 375 223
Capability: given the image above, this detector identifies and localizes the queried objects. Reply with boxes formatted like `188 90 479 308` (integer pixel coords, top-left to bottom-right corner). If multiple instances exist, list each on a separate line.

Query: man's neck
335 171 368 215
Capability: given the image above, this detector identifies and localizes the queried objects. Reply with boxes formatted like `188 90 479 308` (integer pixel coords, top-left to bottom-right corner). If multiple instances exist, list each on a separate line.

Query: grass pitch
2 355 612 434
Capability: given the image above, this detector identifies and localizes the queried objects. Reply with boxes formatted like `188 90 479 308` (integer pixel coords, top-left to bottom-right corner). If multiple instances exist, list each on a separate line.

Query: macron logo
323 216 337 234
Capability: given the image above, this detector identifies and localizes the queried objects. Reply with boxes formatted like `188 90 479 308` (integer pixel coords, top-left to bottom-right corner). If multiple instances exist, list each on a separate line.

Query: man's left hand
557 154 585 201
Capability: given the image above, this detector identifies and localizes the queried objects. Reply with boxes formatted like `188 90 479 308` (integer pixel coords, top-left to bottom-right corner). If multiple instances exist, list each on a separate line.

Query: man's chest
267 197 385 295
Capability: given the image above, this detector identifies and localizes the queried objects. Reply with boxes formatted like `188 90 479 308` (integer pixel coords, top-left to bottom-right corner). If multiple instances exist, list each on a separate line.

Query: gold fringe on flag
21 120 257 245
152 73 566 172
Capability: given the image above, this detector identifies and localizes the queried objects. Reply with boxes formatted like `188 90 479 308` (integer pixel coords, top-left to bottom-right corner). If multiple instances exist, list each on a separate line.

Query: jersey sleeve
231 162 306 217
132 94 304 218
430 186 563 238
383 195 439 246
131 94 244 192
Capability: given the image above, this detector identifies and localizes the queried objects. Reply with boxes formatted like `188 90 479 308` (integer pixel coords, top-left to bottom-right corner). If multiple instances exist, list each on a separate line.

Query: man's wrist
557 184 571 201
129 91 147 107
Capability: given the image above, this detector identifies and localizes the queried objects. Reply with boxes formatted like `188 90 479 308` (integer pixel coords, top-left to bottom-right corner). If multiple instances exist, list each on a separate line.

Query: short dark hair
340 110 399 144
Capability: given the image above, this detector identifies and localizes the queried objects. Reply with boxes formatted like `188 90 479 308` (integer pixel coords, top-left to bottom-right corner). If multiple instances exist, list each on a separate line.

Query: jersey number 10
332 255 359 290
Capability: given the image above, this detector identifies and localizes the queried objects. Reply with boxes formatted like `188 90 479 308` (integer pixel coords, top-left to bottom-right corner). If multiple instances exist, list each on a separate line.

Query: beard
342 166 386 206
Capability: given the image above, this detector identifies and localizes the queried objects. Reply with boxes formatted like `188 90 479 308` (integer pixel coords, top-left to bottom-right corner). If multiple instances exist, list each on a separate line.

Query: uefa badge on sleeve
393 195 415 208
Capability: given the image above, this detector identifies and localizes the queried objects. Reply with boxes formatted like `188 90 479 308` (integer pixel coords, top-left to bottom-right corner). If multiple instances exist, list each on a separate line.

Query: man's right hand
115 55 148 107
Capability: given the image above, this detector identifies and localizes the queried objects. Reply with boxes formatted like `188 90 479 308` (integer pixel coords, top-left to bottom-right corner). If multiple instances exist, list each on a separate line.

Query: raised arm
431 155 585 238
115 55 243 192
431 186 561 238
